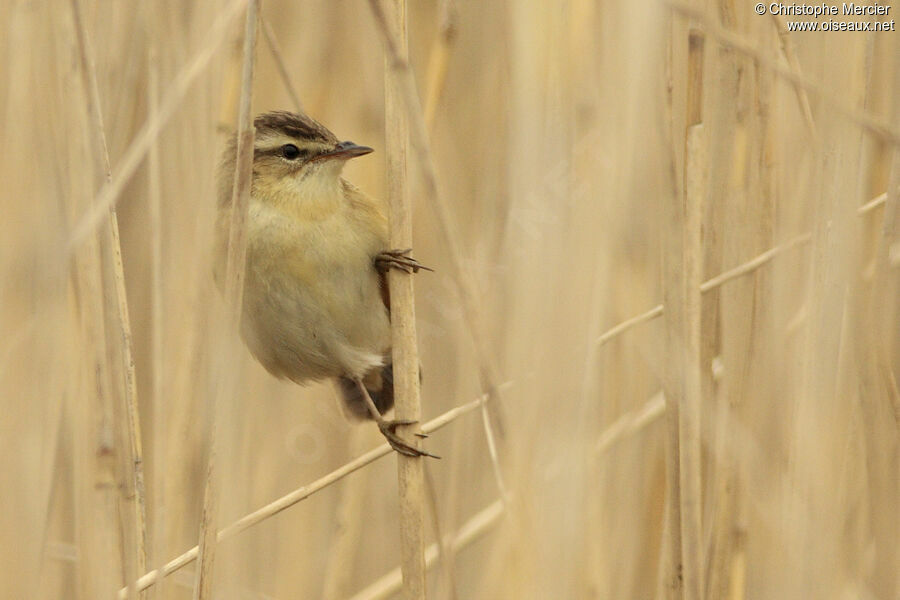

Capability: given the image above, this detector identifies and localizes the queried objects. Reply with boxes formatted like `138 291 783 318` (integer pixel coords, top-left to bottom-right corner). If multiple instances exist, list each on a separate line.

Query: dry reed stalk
846 50 900 597
769 13 817 140
66 95 124 600
192 3 258 599
117 385 508 598
310 390 670 599
119 372 654 598
842 37 887 595
859 156 900 592
664 0 900 147
790 33 868 597
876 157 900 416
378 1 429 597
595 305 665 348
368 0 509 504
220 6 258 313
675 30 705 600
593 392 666 456
11 2 900 596
146 41 169 600
593 187 892 352
69 0 148 595
698 6 739 593
871 60 900 412
346 392 671 600
431 417 467 600
706 11 778 594
859 190 891 214
68 0 249 249
347 499 504 600
699 233 809 292
660 16 683 598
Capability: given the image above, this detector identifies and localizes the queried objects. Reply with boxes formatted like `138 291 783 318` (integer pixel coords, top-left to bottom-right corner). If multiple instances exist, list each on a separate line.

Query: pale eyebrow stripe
253 135 295 157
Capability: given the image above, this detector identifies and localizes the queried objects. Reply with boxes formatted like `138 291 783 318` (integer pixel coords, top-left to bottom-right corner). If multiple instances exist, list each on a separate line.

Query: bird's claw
376 249 434 275
378 419 440 458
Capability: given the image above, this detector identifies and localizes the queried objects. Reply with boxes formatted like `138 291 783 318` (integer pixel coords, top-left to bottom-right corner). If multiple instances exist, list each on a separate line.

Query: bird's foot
377 418 440 459
375 249 433 274
355 376 438 458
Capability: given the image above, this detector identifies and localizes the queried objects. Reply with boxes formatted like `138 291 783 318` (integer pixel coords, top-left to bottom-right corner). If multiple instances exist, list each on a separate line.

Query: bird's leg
375 248 434 274
355 378 439 459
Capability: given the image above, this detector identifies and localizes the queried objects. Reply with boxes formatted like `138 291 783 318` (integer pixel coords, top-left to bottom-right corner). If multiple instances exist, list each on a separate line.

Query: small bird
216 111 434 457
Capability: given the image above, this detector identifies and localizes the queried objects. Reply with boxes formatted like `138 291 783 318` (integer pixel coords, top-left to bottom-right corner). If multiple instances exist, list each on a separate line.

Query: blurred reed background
1 0 898 598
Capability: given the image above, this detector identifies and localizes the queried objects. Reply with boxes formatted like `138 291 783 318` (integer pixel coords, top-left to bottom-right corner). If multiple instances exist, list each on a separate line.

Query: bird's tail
337 363 395 420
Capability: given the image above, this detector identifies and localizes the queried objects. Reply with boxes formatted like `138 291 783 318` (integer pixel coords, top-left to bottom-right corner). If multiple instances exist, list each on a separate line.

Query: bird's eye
281 144 302 160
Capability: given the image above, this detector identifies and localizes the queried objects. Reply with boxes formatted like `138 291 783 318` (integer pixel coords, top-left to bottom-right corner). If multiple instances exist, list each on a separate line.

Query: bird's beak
316 140 374 161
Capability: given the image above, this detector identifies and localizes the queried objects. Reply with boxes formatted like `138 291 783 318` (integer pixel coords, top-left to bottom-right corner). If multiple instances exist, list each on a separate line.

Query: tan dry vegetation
1 1 898 599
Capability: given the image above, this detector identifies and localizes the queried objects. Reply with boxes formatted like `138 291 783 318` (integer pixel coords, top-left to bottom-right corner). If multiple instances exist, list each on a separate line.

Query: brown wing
340 178 390 313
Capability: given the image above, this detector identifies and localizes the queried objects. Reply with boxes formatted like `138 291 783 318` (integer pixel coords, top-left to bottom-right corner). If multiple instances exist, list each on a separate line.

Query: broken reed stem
69 0 148 594
368 0 510 504
68 0 249 250
676 30 705 600
192 3 258 599
664 0 900 147
769 12 817 141
117 385 508 598
380 1 428 597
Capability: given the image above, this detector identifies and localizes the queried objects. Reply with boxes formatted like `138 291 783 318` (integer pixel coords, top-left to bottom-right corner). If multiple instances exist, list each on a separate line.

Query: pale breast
239 200 391 382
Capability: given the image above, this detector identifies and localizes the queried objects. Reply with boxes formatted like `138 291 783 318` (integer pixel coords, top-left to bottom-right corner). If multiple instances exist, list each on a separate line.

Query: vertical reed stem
69 0 148 594
678 30 705 600
381 1 428 597
193 2 258 599
662 27 705 600
369 0 508 503
146 38 168 600
660 18 683 600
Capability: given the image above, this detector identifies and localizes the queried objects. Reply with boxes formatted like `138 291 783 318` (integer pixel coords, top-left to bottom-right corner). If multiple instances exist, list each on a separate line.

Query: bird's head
219 111 373 206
